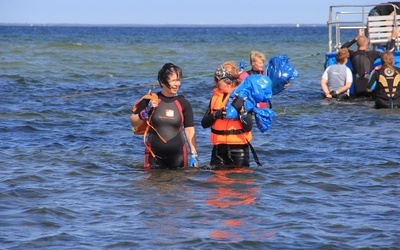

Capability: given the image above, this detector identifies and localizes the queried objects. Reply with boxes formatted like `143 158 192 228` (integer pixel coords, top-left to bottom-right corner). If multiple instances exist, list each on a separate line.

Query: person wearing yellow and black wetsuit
367 51 400 108
201 61 254 168
130 63 197 169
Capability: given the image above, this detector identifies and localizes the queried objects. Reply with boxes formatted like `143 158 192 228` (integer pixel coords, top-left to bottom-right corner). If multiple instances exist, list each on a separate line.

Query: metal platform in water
327 3 400 52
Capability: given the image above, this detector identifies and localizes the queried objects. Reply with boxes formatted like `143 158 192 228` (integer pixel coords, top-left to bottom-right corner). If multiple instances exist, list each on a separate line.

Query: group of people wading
321 2 400 108
130 51 287 170
132 26 400 170
321 27 400 109
320 29 400 108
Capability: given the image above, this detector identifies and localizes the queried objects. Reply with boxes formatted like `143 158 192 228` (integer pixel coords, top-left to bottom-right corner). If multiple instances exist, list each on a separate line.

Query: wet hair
381 51 394 68
249 51 266 63
336 48 350 64
214 61 242 86
157 63 182 88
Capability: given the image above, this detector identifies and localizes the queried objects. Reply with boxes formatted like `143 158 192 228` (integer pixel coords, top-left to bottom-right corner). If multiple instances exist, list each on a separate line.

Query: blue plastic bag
225 75 275 133
253 108 275 133
266 54 299 95
238 60 247 71
225 74 273 119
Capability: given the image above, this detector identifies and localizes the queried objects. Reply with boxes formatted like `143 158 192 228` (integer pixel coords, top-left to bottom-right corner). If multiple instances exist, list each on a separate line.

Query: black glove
139 101 154 121
231 95 244 112
212 109 225 119
330 90 338 98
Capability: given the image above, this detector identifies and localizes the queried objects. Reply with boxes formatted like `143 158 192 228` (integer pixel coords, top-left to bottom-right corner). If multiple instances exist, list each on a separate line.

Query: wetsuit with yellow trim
133 92 194 169
367 66 400 108
201 88 253 167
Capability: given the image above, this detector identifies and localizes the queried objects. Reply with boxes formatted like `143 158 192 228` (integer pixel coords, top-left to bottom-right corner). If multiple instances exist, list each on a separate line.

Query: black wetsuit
134 92 194 169
369 2 400 16
367 66 400 108
246 69 265 75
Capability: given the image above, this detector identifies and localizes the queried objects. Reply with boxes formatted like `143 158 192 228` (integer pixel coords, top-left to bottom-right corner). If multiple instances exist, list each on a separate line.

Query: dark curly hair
157 63 182 88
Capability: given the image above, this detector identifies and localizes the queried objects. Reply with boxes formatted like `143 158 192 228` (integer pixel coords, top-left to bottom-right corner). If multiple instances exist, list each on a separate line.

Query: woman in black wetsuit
130 63 197 169
367 51 400 108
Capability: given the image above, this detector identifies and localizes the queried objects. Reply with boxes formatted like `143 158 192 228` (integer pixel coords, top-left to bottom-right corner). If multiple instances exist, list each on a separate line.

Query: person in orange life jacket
239 50 290 108
201 61 253 168
340 28 400 97
130 63 197 169
367 51 400 108
320 48 353 100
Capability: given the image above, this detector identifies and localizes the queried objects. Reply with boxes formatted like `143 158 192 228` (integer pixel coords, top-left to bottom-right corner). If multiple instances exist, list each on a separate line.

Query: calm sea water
1 25 399 249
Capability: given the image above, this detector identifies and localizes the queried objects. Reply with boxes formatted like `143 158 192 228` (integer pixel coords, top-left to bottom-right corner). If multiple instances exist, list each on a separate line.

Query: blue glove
189 152 198 167
139 101 153 121
239 60 247 71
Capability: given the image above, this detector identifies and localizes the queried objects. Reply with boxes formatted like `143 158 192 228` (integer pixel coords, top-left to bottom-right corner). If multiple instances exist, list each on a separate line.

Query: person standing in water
201 61 254 168
367 51 400 108
239 50 290 108
320 48 353 100
130 63 198 169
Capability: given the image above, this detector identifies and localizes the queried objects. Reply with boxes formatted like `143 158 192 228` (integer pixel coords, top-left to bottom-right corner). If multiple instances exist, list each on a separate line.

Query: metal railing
327 4 399 52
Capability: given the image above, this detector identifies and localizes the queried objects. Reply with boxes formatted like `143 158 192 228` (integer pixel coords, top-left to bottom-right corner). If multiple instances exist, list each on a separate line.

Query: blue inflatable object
266 54 299 95
225 74 275 133
253 107 275 133
325 52 354 70
372 50 400 68
324 52 337 68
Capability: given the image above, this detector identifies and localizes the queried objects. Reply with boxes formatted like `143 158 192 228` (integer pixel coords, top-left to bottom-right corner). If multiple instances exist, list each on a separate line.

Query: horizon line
0 23 326 27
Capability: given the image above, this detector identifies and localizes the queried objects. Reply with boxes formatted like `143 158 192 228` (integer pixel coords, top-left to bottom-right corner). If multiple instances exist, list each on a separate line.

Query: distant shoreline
0 23 326 28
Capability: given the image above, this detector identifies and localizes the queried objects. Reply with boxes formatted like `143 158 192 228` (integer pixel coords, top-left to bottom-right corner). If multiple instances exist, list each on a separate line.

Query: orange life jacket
132 91 159 135
210 88 252 145
132 91 166 158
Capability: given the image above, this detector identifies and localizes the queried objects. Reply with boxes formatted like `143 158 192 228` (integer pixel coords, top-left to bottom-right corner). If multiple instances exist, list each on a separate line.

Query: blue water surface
1 25 399 249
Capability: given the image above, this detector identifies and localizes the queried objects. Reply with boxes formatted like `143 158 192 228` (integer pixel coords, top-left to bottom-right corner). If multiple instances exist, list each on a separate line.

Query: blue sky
0 0 384 25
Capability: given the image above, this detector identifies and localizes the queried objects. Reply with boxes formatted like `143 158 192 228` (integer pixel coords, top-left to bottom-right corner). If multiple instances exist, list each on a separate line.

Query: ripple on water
2 26 400 249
